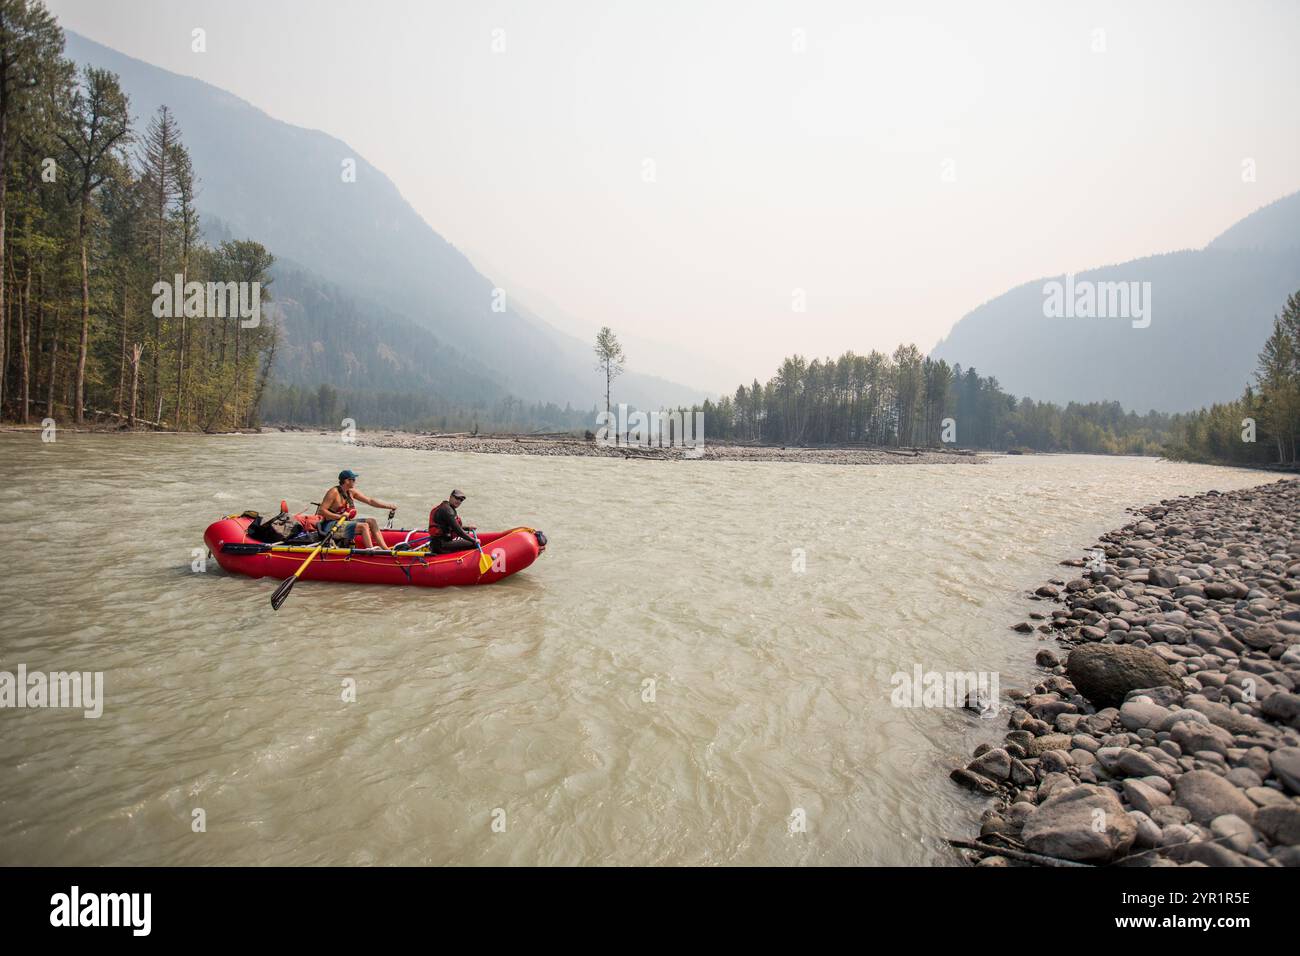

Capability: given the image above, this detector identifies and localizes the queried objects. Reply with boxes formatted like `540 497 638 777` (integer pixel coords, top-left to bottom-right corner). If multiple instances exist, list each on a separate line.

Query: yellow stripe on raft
252 527 539 563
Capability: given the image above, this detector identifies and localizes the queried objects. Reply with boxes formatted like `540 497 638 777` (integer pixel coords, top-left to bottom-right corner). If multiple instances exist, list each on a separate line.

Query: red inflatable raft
203 513 546 588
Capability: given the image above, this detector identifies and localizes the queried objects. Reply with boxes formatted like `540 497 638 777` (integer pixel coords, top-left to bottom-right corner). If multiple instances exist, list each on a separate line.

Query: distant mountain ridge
931 191 1300 413
198 214 504 405
65 30 706 415
1207 192 1300 255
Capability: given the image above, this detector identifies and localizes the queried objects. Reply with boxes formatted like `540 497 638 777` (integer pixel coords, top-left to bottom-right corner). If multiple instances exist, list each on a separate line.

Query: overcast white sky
47 0 1300 391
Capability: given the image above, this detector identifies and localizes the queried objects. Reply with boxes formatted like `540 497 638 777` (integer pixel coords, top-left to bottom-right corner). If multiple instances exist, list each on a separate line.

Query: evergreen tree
56 63 129 423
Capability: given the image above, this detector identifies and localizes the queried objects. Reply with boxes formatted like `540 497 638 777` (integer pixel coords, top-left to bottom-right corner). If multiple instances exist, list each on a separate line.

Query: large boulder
1022 784 1137 862
1066 644 1184 709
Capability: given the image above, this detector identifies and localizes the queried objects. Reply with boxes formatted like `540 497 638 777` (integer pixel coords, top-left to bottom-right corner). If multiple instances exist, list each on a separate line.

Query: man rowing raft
317 469 397 551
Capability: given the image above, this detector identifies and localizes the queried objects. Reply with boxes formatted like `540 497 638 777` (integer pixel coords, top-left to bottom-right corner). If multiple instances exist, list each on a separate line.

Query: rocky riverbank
354 431 988 465
951 478 1300 867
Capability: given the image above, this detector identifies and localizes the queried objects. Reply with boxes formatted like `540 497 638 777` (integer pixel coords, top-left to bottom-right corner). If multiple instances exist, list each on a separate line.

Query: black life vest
319 484 354 519
428 500 456 538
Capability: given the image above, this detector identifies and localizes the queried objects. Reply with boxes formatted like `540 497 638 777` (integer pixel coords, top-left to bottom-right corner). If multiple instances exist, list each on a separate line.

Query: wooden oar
271 520 338 610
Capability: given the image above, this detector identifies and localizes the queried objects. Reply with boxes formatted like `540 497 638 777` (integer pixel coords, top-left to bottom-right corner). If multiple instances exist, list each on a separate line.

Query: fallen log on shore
87 407 169 429
946 838 1093 868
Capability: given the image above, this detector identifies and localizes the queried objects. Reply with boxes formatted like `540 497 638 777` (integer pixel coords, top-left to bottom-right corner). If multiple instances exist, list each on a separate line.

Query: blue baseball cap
339 469 359 481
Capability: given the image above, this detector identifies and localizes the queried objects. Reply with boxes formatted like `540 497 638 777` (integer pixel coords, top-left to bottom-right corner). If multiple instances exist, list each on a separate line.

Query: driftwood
419 431 589 443
713 441 976 455
87 407 168 429
945 838 1094 868
619 448 668 460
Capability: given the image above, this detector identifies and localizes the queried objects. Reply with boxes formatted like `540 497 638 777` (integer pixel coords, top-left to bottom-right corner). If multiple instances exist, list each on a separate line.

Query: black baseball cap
450 489 466 500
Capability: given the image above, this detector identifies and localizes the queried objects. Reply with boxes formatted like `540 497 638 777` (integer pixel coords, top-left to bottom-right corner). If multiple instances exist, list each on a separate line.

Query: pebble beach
354 431 989 465
952 478 1300 867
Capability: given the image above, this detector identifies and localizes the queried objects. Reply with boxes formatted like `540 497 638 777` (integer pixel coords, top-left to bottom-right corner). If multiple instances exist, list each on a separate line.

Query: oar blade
270 574 297 611
478 551 493 575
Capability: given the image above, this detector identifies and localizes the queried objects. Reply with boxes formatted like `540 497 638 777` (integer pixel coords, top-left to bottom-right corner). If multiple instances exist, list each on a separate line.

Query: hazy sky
48 0 1300 392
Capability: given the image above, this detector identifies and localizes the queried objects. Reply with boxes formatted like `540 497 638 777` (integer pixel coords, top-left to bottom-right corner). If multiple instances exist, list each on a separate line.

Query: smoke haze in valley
49 0 1300 395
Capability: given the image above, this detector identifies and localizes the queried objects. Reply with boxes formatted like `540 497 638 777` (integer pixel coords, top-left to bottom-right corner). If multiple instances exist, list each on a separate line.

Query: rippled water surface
0 433 1283 865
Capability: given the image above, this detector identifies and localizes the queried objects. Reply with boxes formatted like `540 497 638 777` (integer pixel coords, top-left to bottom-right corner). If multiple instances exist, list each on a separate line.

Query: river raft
203 513 546 588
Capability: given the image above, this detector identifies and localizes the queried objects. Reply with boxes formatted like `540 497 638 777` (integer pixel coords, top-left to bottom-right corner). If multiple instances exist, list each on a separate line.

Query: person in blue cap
316 469 397 550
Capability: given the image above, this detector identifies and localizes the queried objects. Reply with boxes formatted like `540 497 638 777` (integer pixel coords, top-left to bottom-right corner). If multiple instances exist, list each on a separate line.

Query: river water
0 432 1283 865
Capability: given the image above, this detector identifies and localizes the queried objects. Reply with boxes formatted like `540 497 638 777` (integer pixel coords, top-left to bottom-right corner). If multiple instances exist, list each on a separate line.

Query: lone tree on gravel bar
593 325 625 419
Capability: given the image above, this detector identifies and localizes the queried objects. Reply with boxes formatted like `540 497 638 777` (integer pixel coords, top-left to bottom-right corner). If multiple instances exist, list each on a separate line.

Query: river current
0 432 1281 865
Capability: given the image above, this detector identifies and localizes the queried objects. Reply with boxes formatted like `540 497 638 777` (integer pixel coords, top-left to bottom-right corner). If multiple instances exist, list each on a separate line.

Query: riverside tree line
0 0 276 430
671 289 1300 463
1164 291 1300 466
690 345 1173 455
262 382 594 434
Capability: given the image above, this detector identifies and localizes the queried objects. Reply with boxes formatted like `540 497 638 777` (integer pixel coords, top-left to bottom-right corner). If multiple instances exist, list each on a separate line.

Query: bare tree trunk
154 331 164 424
31 268 44 410
174 312 185 429
213 312 229 431
116 277 128 416
0 110 6 420
152 264 163 426
128 342 142 428
74 203 91 424
46 309 59 418
233 321 241 428
18 253 30 423
173 271 185 430
152 148 167 429
247 322 276 428
1 275 7 418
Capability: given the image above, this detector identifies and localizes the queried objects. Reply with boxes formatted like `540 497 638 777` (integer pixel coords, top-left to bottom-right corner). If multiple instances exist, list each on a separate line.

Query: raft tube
202 514 546 588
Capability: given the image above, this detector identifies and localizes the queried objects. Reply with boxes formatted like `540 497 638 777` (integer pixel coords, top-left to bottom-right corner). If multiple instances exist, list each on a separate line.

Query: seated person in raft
317 469 397 551
426 489 479 554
